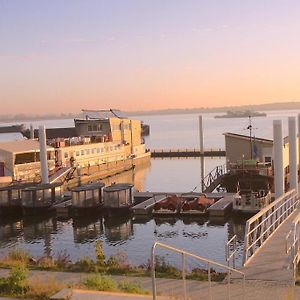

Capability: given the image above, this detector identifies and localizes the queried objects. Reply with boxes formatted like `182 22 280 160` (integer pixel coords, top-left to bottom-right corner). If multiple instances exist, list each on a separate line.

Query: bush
55 250 71 269
74 257 96 272
118 280 149 294
8 248 30 264
95 241 106 267
84 274 117 291
37 256 56 270
0 264 28 295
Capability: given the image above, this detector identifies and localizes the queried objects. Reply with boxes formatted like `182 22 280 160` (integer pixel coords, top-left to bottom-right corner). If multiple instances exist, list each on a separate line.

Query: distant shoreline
1 101 300 123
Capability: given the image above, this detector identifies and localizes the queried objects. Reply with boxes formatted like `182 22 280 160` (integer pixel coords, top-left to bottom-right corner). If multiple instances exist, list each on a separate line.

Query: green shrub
0 264 28 295
37 256 56 270
95 241 106 267
74 257 96 272
118 280 149 294
84 274 117 291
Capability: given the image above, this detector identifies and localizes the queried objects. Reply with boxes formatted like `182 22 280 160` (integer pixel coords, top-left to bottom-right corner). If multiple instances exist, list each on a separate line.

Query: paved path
1 269 300 299
238 207 300 283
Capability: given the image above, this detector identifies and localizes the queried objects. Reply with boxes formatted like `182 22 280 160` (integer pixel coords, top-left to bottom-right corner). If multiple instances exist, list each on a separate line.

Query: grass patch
84 274 117 291
118 280 150 295
25 276 66 300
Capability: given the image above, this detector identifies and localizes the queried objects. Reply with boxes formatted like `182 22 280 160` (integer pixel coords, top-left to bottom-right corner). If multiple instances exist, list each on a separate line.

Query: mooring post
273 120 284 199
30 124 34 139
199 115 205 191
39 125 49 184
289 117 298 195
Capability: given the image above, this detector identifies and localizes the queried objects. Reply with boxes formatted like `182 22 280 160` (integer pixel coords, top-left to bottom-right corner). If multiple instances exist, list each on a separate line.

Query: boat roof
223 132 273 144
0 140 54 154
22 182 62 191
104 183 133 192
71 182 105 192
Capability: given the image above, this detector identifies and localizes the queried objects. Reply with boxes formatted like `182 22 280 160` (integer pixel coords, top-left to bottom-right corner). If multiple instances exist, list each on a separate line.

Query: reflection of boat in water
233 189 272 214
73 217 103 243
104 216 133 241
215 110 266 119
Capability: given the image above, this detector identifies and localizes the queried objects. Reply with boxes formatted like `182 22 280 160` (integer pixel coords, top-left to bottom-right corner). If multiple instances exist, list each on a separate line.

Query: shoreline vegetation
0 242 225 299
1 101 300 123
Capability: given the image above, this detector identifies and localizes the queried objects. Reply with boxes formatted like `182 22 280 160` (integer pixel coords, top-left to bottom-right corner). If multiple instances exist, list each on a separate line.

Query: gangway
201 164 227 193
49 166 76 184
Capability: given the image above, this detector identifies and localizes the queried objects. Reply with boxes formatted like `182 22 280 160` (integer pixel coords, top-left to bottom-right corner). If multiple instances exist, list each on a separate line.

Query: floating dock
207 194 234 217
150 148 225 158
131 195 167 216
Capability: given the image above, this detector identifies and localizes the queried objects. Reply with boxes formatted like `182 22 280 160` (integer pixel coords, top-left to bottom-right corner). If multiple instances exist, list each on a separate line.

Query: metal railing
286 211 300 282
201 164 227 192
151 241 245 300
243 189 298 266
225 235 237 269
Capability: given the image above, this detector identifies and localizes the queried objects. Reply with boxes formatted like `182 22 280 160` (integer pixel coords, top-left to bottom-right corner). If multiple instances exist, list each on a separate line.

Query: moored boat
153 195 183 216
180 195 215 215
233 189 272 214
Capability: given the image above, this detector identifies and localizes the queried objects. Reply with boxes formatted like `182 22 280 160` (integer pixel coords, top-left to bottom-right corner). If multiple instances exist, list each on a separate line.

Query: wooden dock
207 194 234 217
150 148 226 158
131 195 167 215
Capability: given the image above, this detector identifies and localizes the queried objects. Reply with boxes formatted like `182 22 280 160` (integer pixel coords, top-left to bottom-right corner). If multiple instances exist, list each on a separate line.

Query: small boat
233 189 272 214
180 195 215 215
215 110 267 119
153 195 183 216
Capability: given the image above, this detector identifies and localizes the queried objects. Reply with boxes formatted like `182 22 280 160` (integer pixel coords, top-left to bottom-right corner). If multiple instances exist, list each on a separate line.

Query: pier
207 194 234 217
150 148 225 158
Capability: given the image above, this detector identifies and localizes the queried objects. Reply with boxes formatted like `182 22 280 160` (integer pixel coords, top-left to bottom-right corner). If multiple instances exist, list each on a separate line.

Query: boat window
64 152 68 159
86 149 90 155
91 149 95 154
97 148 100 153
97 125 103 131
81 150 84 155
93 125 97 131
76 151 80 156
88 125 92 132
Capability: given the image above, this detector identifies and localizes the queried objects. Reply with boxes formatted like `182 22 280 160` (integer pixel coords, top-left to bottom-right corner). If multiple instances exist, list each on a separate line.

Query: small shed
71 182 105 208
103 183 134 209
21 182 63 211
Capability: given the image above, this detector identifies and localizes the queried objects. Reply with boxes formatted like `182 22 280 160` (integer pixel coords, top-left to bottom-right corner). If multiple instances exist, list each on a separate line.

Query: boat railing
151 241 245 300
243 189 298 266
285 211 300 282
225 235 237 269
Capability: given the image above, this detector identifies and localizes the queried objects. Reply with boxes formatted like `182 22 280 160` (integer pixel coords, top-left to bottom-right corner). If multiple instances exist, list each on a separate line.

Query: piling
39 125 49 184
273 120 284 198
288 117 298 194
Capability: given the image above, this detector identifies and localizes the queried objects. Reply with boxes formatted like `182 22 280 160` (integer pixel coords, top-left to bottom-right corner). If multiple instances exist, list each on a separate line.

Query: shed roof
223 132 273 144
0 140 54 154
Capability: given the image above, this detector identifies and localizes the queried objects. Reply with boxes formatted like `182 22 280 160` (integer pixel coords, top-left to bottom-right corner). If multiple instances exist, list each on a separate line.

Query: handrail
151 241 245 300
201 164 227 192
243 189 298 266
287 211 300 282
225 235 237 268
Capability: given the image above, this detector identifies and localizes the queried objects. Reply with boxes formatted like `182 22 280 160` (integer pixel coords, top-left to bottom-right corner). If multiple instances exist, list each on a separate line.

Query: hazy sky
1 0 300 114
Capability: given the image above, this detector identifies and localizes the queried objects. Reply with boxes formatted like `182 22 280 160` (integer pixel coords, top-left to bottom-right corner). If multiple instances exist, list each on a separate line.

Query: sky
1 0 300 114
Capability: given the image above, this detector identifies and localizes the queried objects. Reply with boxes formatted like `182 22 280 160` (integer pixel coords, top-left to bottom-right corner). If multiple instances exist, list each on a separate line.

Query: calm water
0 109 298 268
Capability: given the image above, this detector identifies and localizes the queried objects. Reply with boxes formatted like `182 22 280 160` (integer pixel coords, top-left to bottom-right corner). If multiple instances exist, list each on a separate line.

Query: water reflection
103 216 133 243
73 217 103 243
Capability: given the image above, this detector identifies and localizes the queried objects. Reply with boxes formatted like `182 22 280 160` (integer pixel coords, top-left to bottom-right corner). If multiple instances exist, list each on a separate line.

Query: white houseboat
0 110 151 183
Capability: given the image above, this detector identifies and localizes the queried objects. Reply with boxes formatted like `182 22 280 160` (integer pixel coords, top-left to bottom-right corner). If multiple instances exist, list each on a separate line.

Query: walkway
0 269 299 299
239 207 300 283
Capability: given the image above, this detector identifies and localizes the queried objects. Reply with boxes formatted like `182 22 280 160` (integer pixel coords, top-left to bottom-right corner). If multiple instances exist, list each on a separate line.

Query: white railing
243 189 298 266
151 241 245 300
286 211 300 282
225 235 237 269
